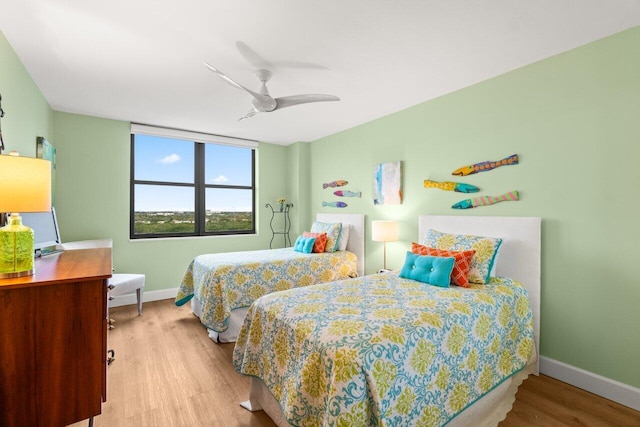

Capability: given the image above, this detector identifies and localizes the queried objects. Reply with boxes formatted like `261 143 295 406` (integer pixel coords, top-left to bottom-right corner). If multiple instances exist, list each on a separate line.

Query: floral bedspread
175 248 357 332
233 273 534 426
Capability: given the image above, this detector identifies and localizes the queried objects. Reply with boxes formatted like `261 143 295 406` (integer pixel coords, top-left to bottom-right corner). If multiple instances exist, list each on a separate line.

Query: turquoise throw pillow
399 251 455 288
294 236 316 254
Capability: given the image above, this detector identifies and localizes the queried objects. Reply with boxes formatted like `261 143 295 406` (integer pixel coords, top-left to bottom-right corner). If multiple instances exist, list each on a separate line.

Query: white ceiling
1 1 639 145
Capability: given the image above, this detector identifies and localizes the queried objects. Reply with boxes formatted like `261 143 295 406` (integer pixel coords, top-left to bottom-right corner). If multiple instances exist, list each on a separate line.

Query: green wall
0 31 53 156
307 27 640 389
285 142 312 234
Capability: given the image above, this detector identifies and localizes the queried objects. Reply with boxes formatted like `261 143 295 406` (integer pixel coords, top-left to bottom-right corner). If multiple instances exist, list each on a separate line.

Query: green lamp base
0 213 35 279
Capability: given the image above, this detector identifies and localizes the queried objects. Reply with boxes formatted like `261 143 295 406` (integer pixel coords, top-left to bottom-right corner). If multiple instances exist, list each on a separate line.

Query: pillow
411 243 476 288
303 232 328 253
293 235 316 254
398 251 455 288
310 222 342 253
337 224 351 251
422 229 502 284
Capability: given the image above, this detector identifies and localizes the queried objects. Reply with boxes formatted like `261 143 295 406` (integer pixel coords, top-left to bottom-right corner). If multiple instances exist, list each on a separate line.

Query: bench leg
136 288 143 315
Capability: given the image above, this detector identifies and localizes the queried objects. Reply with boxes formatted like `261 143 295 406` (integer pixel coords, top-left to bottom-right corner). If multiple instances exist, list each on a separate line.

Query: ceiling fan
203 62 340 120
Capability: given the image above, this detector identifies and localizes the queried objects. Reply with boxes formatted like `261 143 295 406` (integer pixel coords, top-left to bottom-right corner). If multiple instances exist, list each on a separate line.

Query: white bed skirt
241 348 537 427
191 298 249 343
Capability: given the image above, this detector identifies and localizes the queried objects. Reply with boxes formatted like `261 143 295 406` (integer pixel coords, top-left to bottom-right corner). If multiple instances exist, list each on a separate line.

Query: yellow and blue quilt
233 273 534 426
175 248 358 332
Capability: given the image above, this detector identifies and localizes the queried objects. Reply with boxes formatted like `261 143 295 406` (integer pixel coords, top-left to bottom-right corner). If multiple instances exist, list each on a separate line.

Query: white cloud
211 175 229 183
158 153 181 164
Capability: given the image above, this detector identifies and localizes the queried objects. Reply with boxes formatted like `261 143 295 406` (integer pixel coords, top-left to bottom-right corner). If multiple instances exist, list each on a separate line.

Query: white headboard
316 213 365 277
419 215 541 374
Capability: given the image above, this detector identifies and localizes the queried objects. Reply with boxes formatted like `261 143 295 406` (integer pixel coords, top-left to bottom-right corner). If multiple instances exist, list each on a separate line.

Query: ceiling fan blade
271 61 328 70
274 94 340 110
203 62 263 99
236 41 326 70
235 41 273 69
238 109 259 121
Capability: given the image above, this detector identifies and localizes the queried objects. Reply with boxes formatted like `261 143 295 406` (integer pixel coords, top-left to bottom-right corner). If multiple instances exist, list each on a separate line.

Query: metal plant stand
266 203 293 248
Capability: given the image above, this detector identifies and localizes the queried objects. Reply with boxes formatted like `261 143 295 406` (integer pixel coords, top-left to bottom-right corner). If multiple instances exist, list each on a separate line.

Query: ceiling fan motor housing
253 95 277 112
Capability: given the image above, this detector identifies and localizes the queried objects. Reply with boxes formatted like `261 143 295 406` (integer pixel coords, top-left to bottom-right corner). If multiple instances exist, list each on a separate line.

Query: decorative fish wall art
451 154 519 176
423 180 479 193
334 190 361 198
323 180 348 189
452 191 520 209
322 201 348 208
323 179 356 207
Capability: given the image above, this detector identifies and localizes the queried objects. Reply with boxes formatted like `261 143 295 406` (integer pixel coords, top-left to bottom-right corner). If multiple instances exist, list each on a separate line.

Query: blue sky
134 135 252 212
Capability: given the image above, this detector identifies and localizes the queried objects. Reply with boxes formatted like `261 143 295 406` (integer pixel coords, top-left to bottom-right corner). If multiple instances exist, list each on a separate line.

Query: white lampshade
0 155 52 278
0 155 52 213
371 220 398 242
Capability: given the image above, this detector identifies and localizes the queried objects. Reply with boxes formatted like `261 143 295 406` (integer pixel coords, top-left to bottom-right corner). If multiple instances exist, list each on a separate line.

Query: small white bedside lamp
371 220 398 271
0 154 52 278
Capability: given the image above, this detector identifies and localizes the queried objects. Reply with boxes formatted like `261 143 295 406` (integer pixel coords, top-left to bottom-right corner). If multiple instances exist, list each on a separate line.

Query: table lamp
0 154 52 278
371 220 398 271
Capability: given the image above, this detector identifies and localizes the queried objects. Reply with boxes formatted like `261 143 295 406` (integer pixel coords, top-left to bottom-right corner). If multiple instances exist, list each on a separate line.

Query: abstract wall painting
374 161 402 205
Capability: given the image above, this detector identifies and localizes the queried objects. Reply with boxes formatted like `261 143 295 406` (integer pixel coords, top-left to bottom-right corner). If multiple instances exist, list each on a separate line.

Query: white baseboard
109 287 178 308
540 356 640 411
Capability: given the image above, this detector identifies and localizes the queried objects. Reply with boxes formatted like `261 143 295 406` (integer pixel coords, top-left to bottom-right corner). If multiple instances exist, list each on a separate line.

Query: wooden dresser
0 248 112 427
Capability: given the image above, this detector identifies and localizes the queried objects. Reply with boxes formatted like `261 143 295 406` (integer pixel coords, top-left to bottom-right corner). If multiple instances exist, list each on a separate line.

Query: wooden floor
70 299 640 427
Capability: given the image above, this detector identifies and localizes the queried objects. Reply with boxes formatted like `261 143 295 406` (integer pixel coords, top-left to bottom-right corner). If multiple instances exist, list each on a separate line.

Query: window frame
129 132 256 239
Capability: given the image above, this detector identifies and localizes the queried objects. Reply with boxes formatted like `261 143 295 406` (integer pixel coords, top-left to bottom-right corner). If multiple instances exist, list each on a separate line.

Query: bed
233 215 541 426
176 213 365 343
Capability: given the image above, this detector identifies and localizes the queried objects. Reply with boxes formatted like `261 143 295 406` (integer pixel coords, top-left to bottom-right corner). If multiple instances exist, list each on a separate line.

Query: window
130 125 257 239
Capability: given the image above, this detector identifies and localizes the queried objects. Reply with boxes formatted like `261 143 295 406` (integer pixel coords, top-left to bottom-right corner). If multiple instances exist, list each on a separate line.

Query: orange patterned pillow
303 232 328 253
411 242 476 288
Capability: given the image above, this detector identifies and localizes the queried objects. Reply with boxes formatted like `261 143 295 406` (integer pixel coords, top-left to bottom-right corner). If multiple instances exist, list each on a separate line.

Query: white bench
109 274 145 315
